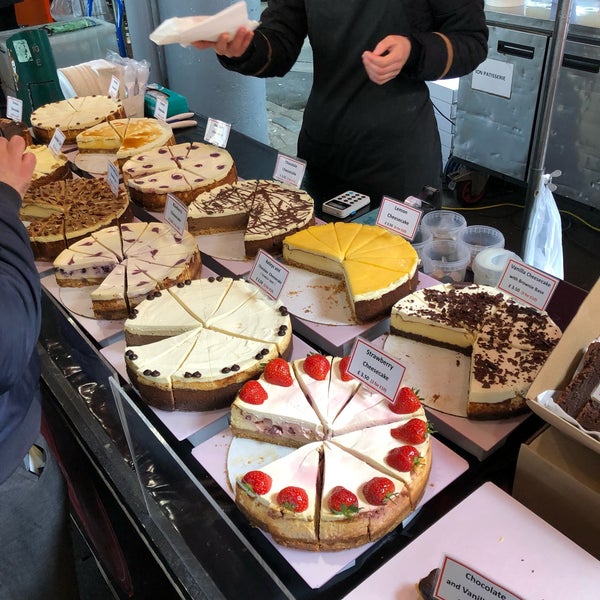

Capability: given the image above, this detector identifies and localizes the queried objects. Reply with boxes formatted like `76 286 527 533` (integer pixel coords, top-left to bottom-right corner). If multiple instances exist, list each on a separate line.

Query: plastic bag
50 0 84 20
522 171 564 279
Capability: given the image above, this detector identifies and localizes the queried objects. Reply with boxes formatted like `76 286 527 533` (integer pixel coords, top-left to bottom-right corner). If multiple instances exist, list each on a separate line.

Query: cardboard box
513 426 600 559
526 277 600 455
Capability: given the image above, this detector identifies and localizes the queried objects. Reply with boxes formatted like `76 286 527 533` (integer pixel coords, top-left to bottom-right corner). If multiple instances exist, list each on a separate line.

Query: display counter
37 117 595 598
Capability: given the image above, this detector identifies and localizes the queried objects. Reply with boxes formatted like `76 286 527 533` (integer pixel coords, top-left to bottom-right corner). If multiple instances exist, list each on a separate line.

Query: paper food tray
150 1 259 46
526 277 600 455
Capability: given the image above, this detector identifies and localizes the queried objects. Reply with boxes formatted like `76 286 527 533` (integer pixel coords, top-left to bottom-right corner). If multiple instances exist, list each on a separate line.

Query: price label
154 96 169 122
433 556 522 600
6 96 23 122
108 75 120 99
249 250 289 300
164 194 189 237
345 338 406 402
497 259 558 310
48 128 66 156
273 153 306 188
204 117 231 148
376 196 422 240
106 161 120 197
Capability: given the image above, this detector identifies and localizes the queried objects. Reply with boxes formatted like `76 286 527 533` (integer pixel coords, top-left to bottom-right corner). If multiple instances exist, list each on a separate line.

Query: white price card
108 75 120 99
154 96 169 122
376 195 422 240
164 194 189 237
106 161 120 197
497 259 558 310
6 96 23 122
249 250 289 300
204 117 231 148
471 58 514 99
433 556 522 600
346 338 406 402
273 153 306 188
48 128 66 156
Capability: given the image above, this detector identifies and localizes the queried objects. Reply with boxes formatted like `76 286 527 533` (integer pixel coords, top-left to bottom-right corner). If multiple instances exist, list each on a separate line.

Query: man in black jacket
0 0 20 31
0 135 78 599
193 0 488 206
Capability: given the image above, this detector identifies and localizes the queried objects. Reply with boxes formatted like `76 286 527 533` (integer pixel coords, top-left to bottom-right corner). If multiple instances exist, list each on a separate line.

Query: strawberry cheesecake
282 222 419 323
231 355 432 550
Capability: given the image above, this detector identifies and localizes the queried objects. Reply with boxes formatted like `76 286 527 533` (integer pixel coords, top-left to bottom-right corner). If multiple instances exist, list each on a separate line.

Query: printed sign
164 194 189 237
346 338 406 402
204 117 231 148
108 75 120 99
434 556 523 600
154 96 169 122
106 161 120 197
48 128 66 156
498 259 558 310
273 153 306 188
471 58 514 99
6 96 23 122
249 250 290 300
376 196 422 239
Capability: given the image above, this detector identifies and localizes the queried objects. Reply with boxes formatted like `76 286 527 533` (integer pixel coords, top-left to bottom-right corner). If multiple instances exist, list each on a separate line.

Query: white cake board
343 481 600 600
193 430 468 589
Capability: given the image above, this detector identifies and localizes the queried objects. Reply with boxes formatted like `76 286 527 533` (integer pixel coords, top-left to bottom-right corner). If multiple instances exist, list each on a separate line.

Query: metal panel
453 25 549 181
546 39 600 208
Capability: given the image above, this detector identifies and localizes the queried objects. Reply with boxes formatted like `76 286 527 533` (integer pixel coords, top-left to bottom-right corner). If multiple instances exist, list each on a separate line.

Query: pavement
265 35 312 157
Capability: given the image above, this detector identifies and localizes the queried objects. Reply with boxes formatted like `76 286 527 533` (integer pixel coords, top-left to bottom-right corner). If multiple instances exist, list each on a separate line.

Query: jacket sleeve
218 0 308 78
404 0 489 81
0 182 41 395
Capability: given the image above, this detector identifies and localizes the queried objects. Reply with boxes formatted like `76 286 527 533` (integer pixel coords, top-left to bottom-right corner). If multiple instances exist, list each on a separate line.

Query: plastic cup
421 239 470 283
410 226 433 266
473 248 521 287
420 210 467 241
459 225 505 269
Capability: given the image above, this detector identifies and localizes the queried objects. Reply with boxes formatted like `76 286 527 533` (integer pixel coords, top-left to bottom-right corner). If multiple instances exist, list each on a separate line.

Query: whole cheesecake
30 95 125 144
122 142 237 210
283 222 419 323
187 179 315 257
389 283 562 419
53 222 202 319
123 277 292 411
21 178 132 261
231 354 432 551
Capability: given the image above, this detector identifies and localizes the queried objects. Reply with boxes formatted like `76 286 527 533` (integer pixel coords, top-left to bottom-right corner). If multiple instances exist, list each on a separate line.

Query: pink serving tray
343 481 600 600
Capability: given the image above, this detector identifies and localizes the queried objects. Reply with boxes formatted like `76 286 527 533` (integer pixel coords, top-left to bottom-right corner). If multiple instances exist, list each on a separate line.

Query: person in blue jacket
0 135 78 598
192 0 488 205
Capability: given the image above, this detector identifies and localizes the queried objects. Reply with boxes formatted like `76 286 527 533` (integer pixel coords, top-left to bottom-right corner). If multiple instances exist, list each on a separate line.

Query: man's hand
0 136 35 198
362 35 412 85
191 27 254 58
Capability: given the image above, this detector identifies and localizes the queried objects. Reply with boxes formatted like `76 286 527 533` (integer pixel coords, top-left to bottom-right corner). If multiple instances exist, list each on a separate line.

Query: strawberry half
390 418 432 444
390 387 422 414
238 380 268 405
386 445 421 472
339 355 354 381
304 353 330 381
328 486 360 517
277 486 309 512
362 477 398 505
263 358 293 387
240 470 272 495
